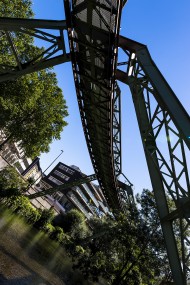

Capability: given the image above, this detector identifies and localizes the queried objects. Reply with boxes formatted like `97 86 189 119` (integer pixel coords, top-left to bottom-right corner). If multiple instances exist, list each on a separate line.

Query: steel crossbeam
0 18 70 81
28 174 97 199
116 36 190 285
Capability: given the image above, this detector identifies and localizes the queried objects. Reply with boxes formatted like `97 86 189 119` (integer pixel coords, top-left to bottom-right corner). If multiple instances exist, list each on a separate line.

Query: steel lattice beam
64 0 129 211
113 83 122 178
28 174 97 199
116 36 190 284
0 17 70 81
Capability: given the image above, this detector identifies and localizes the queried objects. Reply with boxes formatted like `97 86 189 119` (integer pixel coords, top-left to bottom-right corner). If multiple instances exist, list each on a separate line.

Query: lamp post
42 150 64 175
28 150 64 189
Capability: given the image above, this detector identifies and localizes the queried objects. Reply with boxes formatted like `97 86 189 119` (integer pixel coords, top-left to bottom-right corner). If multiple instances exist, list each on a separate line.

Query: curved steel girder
64 0 124 210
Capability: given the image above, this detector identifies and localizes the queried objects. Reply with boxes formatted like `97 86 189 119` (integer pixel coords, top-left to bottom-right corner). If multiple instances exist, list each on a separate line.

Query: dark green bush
0 166 28 193
27 207 41 224
34 208 55 229
43 223 55 235
53 209 90 240
3 195 41 224
50 226 65 243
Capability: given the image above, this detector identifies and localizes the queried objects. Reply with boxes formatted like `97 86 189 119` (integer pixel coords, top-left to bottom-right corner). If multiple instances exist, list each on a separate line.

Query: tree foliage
0 71 68 157
34 208 55 229
53 209 90 240
0 166 28 197
69 190 173 285
0 0 68 157
0 0 34 67
136 189 172 283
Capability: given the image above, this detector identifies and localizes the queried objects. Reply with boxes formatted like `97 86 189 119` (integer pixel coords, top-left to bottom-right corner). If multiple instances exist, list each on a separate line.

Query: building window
82 183 99 207
40 181 51 190
75 186 88 203
54 170 70 181
53 192 62 201
58 164 74 175
48 175 62 185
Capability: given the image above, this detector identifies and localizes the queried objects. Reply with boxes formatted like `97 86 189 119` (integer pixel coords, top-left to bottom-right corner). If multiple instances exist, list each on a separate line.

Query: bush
34 208 55 229
43 223 55 235
62 232 71 246
50 224 70 243
3 195 41 224
0 166 28 194
27 207 41 224
53 209 90 241
5 195 30 212
53 209 85 231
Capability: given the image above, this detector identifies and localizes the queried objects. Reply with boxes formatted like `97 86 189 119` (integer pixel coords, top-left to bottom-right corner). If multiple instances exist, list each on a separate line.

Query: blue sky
32 1 190 195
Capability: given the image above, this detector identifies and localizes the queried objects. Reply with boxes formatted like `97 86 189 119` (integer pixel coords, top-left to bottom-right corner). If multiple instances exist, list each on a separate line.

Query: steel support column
116 36 190 284
129 78 185 284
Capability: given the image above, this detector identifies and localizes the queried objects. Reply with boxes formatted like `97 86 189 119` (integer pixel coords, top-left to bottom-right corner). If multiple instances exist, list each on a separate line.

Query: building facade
40 162 109 219
0 131 32 173
22 157 42 184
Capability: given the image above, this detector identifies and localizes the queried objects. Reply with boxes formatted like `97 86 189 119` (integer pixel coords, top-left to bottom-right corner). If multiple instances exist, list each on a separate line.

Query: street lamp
28 150 64 188
42 150 64 175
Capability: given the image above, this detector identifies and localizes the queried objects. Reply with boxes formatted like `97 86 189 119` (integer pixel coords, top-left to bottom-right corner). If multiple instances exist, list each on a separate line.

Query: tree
0 1 68 157
0 71 68 157
0 166 28 198
34 208 55 229
53 209 90 240
74 215 163 284
0 0 44 63
137 189 190 283
69 191 173 285
0 0 34 67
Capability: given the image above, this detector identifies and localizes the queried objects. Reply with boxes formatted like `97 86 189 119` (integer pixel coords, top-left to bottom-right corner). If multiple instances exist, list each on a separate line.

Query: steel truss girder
0 17 70 81
64 0 128 210
116 36 190 284
113 83 122 178
28 174 97 199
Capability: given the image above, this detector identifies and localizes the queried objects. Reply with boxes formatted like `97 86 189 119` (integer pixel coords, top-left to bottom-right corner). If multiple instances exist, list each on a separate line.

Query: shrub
50 226 65 243
0 166 28 193
6 195 38 219
53 209 85 231
34 208 55 229
43 223 55 235
5 195 30 212
27 207 41 224
3 194 41 224
62 232 71 245
53 209 90 241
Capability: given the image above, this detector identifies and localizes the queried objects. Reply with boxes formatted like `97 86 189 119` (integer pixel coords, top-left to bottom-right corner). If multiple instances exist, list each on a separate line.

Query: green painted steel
64 0 125 211
0 1 128 211
117 36 190 149
0 2 190 283
28 174 97 199
0 18 67 29
116 35 190 285
0 18 70 81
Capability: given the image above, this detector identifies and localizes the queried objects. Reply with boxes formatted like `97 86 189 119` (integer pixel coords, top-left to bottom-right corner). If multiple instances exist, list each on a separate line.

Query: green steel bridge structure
0 1 190 284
